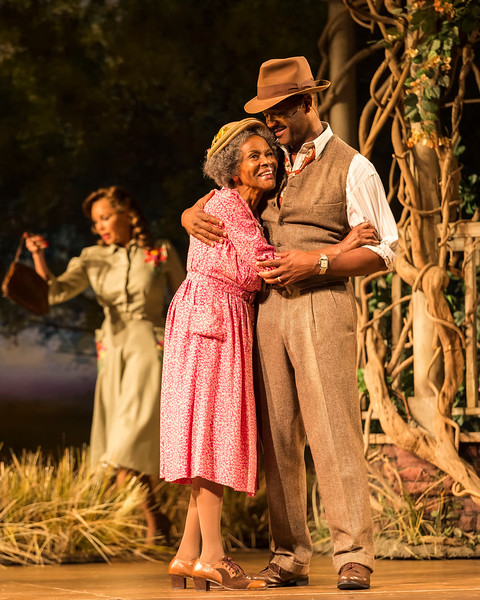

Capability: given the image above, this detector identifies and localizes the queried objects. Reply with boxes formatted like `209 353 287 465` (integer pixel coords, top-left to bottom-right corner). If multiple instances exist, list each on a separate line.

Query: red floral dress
160 188 275 495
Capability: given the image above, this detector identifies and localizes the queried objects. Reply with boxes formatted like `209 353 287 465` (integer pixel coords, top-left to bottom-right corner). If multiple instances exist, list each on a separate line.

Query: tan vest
259 135 357 290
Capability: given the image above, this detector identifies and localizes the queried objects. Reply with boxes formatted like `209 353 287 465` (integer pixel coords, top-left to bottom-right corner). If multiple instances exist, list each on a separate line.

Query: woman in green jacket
26 186 185 543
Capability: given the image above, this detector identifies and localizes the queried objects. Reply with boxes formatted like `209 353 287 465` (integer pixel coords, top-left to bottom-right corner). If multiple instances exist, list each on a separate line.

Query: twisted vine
323 0 480 502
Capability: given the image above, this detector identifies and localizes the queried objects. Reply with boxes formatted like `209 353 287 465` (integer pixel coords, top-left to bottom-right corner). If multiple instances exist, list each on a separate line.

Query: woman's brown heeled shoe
168 556 196 589
192 556 267 591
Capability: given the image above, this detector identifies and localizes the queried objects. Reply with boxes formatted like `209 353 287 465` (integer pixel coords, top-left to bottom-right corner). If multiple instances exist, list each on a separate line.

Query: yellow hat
207 118 268 159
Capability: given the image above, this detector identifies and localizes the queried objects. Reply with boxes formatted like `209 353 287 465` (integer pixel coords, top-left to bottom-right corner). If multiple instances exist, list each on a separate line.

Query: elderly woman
160 119 278 591
25 186 185 543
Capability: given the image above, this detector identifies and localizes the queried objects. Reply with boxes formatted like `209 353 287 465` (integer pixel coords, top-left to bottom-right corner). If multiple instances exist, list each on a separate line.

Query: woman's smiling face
236 135 278 192
91 198 132 246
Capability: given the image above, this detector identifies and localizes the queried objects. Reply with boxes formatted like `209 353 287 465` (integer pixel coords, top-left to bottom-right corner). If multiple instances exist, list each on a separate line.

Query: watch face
319 255 328 273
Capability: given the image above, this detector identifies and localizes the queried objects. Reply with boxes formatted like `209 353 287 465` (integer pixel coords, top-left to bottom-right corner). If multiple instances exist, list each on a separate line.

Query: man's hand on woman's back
181 191 227 247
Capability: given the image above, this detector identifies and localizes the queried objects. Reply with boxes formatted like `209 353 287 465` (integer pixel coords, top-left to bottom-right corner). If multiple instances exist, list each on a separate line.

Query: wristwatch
318 254 329 275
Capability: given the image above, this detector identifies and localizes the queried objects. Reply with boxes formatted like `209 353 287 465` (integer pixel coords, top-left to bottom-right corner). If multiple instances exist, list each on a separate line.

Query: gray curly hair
203 126 279 188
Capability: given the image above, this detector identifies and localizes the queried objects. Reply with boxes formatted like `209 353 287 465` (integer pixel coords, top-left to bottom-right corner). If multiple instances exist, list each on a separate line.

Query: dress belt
105 306 145 321
188 272 255 304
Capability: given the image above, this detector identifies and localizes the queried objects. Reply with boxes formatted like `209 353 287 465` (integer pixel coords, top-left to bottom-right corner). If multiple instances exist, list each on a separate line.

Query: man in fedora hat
182 56 397 590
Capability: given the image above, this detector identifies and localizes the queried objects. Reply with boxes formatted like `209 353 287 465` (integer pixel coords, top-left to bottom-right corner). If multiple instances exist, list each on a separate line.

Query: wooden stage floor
1 552 479 600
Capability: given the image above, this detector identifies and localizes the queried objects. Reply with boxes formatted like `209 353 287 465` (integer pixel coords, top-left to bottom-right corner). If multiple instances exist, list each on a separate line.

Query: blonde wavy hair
82 186 152 249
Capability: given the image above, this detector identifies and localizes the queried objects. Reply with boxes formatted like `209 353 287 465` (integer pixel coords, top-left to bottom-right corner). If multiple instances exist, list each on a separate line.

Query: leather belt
271 279 347 297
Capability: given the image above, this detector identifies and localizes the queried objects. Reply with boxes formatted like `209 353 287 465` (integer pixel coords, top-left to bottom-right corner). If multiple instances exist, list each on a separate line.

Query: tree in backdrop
316 0 480 503
0 0 326 336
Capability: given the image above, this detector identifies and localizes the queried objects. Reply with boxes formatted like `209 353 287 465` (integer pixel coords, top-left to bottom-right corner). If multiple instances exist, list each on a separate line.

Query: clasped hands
256 221 379 286
182 192 379 286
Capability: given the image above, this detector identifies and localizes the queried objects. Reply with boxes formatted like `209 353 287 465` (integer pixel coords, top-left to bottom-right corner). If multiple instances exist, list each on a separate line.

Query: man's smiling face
263 96 309 151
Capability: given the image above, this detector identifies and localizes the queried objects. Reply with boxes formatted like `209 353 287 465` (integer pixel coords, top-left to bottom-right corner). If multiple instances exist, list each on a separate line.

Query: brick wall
372 443 480 533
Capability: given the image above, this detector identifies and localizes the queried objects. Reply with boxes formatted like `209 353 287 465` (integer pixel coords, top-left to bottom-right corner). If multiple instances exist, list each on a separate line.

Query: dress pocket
190 303 226 341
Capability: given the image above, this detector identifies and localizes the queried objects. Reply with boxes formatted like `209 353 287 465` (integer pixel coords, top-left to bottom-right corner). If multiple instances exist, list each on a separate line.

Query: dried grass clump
222 477 269 551
308 453 480 558
366 453 480 557
0 447 162 566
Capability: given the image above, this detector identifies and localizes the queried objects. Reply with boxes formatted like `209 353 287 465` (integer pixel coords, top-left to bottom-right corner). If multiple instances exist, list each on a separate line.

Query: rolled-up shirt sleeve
346 154 398 270
48 249 90 305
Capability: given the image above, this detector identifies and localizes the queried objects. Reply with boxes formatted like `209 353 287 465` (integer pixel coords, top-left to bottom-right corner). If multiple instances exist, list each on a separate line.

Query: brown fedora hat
244 56 330 114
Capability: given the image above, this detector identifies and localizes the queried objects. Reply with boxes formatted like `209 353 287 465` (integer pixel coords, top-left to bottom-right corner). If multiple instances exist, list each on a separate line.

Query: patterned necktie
279 146 316 206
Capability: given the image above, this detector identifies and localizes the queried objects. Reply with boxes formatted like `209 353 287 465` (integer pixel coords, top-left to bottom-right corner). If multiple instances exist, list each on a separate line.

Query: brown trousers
255 281 374 574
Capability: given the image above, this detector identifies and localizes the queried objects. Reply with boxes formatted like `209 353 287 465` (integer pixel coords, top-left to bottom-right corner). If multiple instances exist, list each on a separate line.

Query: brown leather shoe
192 556 267 591
168 556 196 589
337 562 371 590
253 562 309 587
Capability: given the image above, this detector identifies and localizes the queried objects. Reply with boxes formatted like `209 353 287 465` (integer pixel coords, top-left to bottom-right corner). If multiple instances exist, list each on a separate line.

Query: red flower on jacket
144 244 168 271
